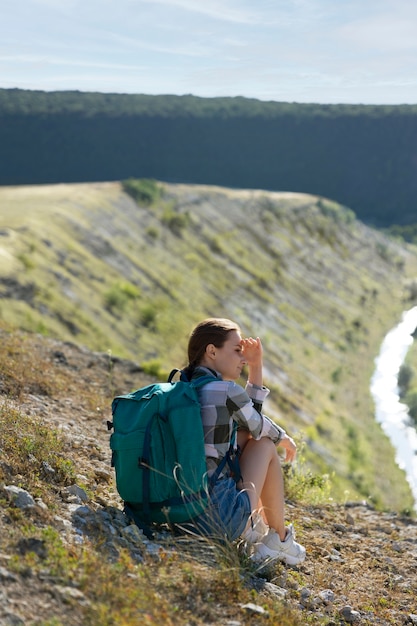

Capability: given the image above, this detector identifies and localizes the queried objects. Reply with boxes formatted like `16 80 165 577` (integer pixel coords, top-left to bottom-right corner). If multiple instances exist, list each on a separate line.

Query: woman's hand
241 336 263 368
241 336 263 386
278 434 297 463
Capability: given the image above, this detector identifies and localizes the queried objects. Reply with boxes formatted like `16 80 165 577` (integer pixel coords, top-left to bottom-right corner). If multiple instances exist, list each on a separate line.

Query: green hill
1 179 417 510
1 88 417 226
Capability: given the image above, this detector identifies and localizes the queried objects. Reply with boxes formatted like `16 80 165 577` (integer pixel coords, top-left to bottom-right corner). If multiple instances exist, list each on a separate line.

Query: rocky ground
1 331 417 625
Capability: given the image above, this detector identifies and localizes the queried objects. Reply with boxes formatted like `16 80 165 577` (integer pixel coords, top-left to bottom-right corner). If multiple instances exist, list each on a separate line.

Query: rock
392 541 404 552
241 603 268 615
54 585 89 605
3 486 36 509
340 605 361 623
94 467 113 483
66 484 89 502
121 524 145 545
35 497 48 510
299 587 312 608
262 581 287 600
333 523 348 533
327 550 344 562
319 589 335 605
16 538 47 559
345 513 355 525
41 461 56 476
0 566 18 582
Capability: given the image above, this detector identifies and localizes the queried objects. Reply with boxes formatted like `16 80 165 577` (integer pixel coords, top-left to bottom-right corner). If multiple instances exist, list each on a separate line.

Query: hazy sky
1 0 416 105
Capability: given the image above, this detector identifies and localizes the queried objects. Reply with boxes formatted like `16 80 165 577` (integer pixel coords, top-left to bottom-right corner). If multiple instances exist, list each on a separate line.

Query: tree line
1 88 417 227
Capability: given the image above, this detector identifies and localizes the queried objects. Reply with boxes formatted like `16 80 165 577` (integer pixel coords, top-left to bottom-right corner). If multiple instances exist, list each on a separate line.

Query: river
370 306 417 509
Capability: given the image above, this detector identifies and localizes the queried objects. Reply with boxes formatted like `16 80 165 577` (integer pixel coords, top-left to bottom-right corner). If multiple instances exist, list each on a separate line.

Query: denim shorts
191 476 251 541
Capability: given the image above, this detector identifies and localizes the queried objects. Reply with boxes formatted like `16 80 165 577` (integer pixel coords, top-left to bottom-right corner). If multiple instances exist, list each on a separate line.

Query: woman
183 317 305 566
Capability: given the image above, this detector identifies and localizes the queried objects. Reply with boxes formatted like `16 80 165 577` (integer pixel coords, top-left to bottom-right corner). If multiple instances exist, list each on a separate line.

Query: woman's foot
251 524 306 566
241 512 269 544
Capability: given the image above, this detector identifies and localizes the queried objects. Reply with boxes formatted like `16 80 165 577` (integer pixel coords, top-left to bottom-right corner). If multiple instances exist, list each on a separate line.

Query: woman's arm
242 336 263 387
241 337 297 462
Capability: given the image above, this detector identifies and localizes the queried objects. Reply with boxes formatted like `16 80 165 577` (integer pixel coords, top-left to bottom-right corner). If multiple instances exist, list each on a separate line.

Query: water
370 306 417 508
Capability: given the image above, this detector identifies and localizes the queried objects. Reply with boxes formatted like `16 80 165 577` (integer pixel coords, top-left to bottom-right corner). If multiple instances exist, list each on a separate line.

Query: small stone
241 603 267 615
143 541 164 557
262 581 287 599
71 505 91 518
66 484 89 502
121 525 145 545
299 587 312 607
319 589 335 605
340 605 361 623
54 585 88 605
42 461 56 476
94 467 113 483
333 523 348 533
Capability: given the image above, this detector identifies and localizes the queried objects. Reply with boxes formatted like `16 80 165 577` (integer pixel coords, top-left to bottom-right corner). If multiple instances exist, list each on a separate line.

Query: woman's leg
238 437 286 540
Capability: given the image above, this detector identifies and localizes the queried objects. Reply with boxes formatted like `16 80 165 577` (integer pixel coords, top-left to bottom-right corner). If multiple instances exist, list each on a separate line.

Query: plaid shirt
192 366 286 473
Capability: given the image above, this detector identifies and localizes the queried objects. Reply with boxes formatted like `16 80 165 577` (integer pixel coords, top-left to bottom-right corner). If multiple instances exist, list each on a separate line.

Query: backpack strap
168 368 217 386
167 368 181 382
138 412 156 523
167 369 242 486
207 420 242 489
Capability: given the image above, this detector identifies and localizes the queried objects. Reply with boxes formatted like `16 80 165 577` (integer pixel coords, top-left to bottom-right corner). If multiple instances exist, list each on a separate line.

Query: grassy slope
1 180 417 510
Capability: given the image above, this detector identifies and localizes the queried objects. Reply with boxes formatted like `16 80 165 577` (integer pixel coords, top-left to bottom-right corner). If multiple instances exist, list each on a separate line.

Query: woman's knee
244 436 276 459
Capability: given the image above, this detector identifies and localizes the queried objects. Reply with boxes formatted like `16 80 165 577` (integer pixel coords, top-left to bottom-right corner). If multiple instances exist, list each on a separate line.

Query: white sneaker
251 524 306 566
241 512 269 544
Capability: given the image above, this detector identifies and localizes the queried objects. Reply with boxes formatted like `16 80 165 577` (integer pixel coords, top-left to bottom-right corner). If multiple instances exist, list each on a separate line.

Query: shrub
140 304 157 328
161 208 190 236
146 225 159 239
142 359 168 379
104 281 140 313
17 252 35 270
283 441 332 504
122 178 161 206
405 389 417 423
317 198 355 224
398 363 414 397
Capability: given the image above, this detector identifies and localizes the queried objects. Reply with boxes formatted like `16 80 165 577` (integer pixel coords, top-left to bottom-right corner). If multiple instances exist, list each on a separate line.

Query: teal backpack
108 370 235 536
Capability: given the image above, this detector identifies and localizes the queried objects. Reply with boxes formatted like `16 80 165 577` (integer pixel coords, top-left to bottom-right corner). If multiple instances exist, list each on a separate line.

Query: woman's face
207 330 246 380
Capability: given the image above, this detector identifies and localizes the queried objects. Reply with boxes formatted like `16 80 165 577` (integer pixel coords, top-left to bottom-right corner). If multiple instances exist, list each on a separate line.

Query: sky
1 0 417 105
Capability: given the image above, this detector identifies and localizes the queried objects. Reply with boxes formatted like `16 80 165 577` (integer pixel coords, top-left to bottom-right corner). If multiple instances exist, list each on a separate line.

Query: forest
1 87 417 227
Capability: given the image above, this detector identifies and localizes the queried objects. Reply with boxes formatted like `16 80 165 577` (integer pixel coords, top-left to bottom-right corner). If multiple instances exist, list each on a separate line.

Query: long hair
184 318 240 379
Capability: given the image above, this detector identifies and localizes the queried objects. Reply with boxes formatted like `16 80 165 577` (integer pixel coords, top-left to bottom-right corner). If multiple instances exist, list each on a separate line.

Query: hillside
1 88 417 226
1 180 417 512
2 328 417 625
